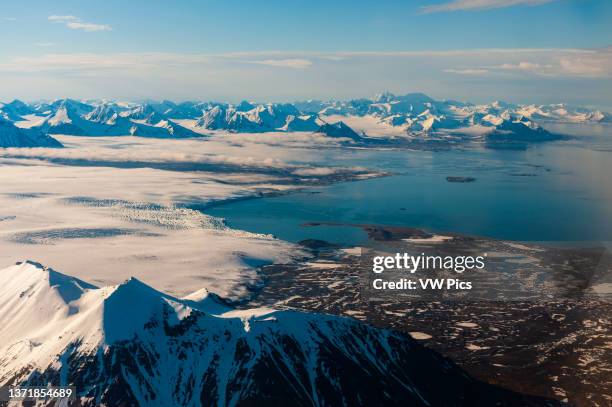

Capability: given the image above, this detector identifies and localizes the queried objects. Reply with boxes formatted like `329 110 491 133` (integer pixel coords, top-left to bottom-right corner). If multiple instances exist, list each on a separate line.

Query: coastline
241 224 612 405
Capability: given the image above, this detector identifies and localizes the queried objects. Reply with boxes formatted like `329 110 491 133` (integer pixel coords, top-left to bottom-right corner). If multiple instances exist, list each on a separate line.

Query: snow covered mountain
482 115 559 144
134 100 210 120
280 114 322 131
0 117 63 148
310 93 560 143
37 99 98 136
31 99 203 138
0 100 37 121
195 102 322 133
309 92 609 126
316 121 362 140
515 103 611 123
0 261 556 406
127 104 168 125
1 94 608 144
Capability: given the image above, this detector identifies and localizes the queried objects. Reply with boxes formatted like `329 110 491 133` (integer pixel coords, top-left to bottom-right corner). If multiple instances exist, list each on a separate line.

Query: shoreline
241 223 612 405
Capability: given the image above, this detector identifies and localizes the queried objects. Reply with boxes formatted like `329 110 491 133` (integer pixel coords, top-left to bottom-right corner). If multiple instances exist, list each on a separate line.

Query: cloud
0 48 609 107
444 68 489 75
48 15 79 22
1 49 609 78
438 48 612 79
48 15 112 32
487 50 612 77
420 0 556 13
0 145 296 170
557 54 612 78
34 42 57 47
66 22 112 32
250 59 313 69
0 53 210 74
2 17 17 21
490 61 556 75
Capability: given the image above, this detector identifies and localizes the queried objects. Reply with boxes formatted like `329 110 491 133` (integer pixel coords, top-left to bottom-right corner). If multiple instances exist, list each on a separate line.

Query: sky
1 0 611 108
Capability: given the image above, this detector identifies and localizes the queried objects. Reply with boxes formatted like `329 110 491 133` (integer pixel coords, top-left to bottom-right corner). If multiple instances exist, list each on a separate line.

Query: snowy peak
281 114 321 131
42 99 95 133
516 103 611 123
131 119 202 138
101 277 189 343
0 261 551 406
195 102 319 133
6 260 97 302
195 104 227 129
84 104 120 125
127 103 166 124
0 261 98 356
0 117 63 147
181 287 231 314
31 101 202 138
485 116 556 145
0 99 36 121
316 121 362 140
52 98 95 117
46 106 74 126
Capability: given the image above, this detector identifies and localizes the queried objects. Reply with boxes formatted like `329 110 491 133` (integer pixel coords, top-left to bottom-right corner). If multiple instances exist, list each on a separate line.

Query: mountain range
0 261 559 406
1 93 609 148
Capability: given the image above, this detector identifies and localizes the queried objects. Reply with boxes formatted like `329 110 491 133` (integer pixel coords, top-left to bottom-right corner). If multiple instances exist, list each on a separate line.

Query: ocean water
207 124 612 246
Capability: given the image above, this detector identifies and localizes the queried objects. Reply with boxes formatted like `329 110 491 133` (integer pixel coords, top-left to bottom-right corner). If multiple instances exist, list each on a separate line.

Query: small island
446 176 476 183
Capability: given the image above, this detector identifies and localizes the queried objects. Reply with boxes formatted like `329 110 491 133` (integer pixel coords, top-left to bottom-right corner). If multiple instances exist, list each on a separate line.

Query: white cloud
250 59 313 69
2 49 609 79
66 22 112 32
498 61 550 71
488 50 612 77
444 68 489 75
437 48 612 79
557 54 612 78
421 0 556 13
48 15 79 22
0 48 609 107
48 15 112 32
2 17 17 21
34 42 57 47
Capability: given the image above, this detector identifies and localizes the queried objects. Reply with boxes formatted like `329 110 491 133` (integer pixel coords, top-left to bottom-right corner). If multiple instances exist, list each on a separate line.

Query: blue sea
208 124 612 246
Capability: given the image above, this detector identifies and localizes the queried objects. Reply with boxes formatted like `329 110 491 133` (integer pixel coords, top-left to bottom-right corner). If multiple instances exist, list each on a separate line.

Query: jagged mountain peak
84 104 119 124
101 276 190 344
11 260 97 305
0 99 37 121
0 117 64 147
491 100 513 110
51 98 94 115
0 261 555 406
316 121 362 140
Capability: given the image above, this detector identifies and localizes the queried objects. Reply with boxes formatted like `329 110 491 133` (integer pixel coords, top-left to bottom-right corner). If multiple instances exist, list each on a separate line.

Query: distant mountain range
298 92 610 124
0 261 558 406
1 93 609 148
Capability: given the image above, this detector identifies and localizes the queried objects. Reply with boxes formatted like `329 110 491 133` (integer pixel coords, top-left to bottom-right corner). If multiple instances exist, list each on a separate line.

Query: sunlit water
207 124 612 246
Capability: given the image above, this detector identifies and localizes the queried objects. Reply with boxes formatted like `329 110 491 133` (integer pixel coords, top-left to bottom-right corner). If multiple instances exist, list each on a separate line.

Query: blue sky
1 0 611 108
